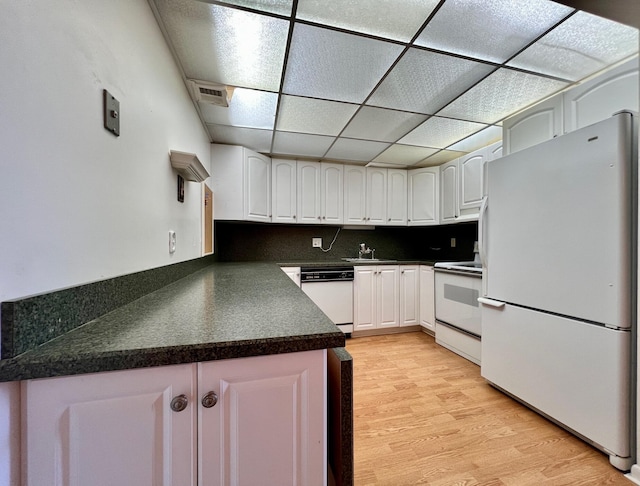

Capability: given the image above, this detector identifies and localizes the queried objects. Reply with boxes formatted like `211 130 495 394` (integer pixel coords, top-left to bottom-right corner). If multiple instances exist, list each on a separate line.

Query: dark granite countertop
0 262 345 382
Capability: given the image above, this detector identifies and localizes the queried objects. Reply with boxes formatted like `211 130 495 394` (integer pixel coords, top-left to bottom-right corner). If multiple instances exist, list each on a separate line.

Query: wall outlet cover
450 237 456 247
312 237 322 248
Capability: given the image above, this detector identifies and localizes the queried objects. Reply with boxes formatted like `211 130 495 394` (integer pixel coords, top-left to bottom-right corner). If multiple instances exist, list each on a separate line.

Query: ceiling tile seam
146 0 215 143
269 0 299 155
205 0 292 22
418 10 581 125
315 48 414 160
313 1 447 162
501 9 579 67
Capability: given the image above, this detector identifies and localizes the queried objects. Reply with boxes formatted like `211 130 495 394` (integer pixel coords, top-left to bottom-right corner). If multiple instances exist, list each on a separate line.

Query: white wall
0 0 211 303
0 1 211 483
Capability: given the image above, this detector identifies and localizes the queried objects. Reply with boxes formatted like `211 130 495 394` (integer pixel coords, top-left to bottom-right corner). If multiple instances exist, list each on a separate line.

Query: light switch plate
103 89 120 136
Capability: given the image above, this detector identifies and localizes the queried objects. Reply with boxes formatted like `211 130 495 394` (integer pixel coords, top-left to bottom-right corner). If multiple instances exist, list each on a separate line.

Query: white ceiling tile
372 144 439 165
208 124 273 153
341 106 428 142
296 0 440 42
438 69 569 124
325 138 390 162
197 0 293 16
417 150 467 167
154 0 288 91
283 24 404 103
507 11 639 81
414 0 573 63
273 131 335 157
447 125 503 152
199 88 277 129
276 95 358 135
399 116 488 149
367 48 495 114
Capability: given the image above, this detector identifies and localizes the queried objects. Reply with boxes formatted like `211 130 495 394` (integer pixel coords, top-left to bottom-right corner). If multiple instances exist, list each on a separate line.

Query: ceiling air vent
169 150 210 182
189 80 233 107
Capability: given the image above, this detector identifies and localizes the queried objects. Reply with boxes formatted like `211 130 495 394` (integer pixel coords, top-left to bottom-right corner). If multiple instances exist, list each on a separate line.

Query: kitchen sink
342 258 397 263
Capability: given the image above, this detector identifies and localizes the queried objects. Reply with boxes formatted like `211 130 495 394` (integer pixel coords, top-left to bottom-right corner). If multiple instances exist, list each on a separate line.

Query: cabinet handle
170 394 188 412
201 391 219 408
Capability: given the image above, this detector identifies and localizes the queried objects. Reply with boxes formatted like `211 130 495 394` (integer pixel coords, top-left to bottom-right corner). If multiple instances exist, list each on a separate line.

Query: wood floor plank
346 331 632 485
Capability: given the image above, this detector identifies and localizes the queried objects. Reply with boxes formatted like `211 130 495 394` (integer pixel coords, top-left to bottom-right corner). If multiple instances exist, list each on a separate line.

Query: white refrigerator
479 111 637 471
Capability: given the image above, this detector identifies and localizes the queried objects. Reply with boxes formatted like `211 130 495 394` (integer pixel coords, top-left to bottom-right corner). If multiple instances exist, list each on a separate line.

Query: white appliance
434 262 483 364
479 111 637 471
300 267 354 335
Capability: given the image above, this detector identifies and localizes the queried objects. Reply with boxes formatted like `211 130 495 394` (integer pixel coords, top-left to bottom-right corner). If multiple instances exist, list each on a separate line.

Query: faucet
359 243 375 259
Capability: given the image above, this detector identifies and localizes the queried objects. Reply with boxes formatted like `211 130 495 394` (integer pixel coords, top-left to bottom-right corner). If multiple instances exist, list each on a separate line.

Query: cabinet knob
170 394 188 412
318 216 321 220
201 391 219 408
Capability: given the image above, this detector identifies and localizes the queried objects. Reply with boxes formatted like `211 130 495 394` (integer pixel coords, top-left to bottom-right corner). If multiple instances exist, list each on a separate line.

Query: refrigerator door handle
478 196 488 266
478 297 505 309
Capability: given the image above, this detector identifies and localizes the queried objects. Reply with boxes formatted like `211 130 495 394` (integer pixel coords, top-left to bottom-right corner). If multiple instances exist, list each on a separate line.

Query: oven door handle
478 297 505 309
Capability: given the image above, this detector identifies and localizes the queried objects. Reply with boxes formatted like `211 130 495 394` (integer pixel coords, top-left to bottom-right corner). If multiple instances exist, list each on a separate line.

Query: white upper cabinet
245 152 272 221
563 57 639 132
503 57 639 155
408 167 439 226
320 163 344 225
343 165 367 225
271 159 297 223
211 144 271 222
458 151 484 215
387 169 408 225
366 167 387 225
440 159 459 224
297 161 322 224
297 161 343 224
503 93 564 155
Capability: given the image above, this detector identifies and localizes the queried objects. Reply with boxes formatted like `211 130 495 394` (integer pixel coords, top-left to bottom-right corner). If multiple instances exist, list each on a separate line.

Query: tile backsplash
214 221 478 263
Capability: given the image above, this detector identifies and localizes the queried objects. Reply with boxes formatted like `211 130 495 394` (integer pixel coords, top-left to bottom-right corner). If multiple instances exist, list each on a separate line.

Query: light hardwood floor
346 331 632 485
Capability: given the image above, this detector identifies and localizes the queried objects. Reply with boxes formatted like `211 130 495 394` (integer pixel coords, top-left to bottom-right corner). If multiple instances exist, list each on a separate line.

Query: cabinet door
23 364 196 486
198 351 326 486
297 161 321 224
408 167 439 226
377 265 400 328
354 266 376 331
502 93 563 155
387 169 407 225
321 163 344 224
271 159 297 224
344 165 367 225
458 151 485 220
244 151 271 222
563 57 639 132
440 160 458 223
366 168 387 225
400 265 419 326
419 265 435 332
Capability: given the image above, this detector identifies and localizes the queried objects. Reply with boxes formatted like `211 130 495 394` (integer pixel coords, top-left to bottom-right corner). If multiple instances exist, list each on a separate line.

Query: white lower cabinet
22 351 326 486
400 265 419 326
419 265 435 333
354 266 400 331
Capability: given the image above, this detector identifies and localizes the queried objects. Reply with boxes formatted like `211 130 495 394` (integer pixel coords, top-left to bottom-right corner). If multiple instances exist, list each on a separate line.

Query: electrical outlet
169 231 176 254
450 237 456 248
312 237 322 248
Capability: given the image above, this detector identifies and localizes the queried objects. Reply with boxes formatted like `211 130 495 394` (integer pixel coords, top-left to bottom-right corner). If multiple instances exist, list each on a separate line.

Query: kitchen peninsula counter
0 262 345 382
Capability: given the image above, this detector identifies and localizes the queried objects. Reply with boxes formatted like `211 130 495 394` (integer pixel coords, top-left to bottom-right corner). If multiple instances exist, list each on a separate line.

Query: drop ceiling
149 0 638 167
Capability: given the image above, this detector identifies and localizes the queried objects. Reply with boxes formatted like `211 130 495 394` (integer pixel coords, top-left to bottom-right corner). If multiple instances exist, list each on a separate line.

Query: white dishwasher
300 267 354 336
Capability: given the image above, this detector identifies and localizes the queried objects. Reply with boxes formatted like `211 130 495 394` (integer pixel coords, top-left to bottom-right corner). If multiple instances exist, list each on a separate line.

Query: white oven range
433 261 483 364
